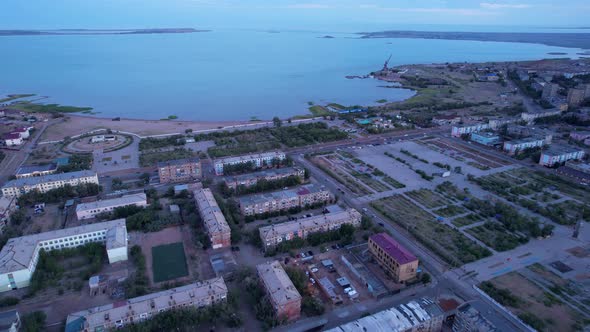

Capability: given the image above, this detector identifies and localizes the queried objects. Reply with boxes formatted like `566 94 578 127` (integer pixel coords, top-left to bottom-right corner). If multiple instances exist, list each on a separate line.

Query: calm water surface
0 30 581 120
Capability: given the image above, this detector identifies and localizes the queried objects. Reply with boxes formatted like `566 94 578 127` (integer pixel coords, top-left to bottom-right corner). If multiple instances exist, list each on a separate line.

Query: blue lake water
0 30 581 121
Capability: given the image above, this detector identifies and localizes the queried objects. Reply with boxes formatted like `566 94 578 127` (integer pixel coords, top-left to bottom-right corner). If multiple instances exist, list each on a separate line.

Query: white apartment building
0 219 127 292
213 151 286 175
1 170 99 197
539 145 586 167
65 277 227 331
503 137 547 155
259 207 361 250
451 123 491 137
521 109 561 123
76 193 148 220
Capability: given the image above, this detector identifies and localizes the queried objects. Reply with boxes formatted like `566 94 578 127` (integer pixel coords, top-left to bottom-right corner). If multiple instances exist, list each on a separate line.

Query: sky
1 0 588 31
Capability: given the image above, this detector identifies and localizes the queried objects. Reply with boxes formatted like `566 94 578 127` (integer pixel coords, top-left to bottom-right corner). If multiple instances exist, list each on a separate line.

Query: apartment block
521 109 561 123
470 132 500 146
0 219 127 292
194 189 231 249
213 151 286 175
539 145 585 167
224 167 305 191
541 83 560 100
15 164 58 179
325 297 445 332
2 133 22 147
259 207 361 250
503 137 547 155
1 170 99 198
65 277 227 331
453 303 498 332
451 123 490 137
239 184 332 216
567 88 586 107
157 158 201 184
256 261 302 321
76 193 148 220
368 233 419 283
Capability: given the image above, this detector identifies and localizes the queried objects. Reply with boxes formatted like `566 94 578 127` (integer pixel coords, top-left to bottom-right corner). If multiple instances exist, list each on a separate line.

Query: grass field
434 204 468 218
405 189 451 209
152 242 188 283
452 213 483 228
372 195 491 266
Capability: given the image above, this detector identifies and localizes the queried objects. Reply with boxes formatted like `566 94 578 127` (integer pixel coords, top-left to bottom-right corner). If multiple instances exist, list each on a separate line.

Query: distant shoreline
0 28 210 36
358 30 590 50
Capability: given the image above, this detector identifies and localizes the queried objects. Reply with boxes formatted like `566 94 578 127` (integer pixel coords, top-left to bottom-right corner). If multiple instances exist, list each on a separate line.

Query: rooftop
224 167 302 183
369 233 418 265
75 193 147 213
194 189 231 234
2 133 20 140
157 158 199 168
0 219 126 274
2 170 97 189
256 261 302 307
325 298 443 332
66 277 227 332
16 163 57 175
507 136 546 144
543 144 585 156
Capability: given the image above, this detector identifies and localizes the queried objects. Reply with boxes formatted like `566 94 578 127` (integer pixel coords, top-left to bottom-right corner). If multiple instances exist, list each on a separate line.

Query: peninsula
0 28 209 36
358 30 590 49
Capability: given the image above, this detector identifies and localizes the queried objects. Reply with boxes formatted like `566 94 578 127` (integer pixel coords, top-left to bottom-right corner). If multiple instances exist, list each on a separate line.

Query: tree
421 272 431 284
454 166 462 174
273 116 282 128
139 173 150 184
22 311 46 332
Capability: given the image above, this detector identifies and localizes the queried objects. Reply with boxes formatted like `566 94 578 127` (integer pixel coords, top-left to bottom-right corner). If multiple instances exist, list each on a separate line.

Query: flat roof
542 144 585 156
370 233 417 265
2 170 97 189
257 261 302 307
16 163 57 175
66 277 227 331
76 193 147 213
506 136 545 144
214 151 285 165
0 219 126 274
157 158 199 168
194 189 231 234
260 209 360 242
325 298 443 332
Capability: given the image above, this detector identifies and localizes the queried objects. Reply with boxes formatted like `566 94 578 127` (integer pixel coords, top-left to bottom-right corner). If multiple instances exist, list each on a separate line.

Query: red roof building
368 233 419 283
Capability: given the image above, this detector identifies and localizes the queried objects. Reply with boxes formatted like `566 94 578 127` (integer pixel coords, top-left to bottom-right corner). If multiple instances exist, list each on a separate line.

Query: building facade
157 158 201 184
567 88 586 107
541 83 560 100
76 193 148 220
451 123 491 137
239 184 332 216
259 208 361 250
368 233 419 283
15 164 58 179
194 189 231 249
521 109 561 123
224 167 305 191
539 145 585 167
1 170 99 198
0 219 127 292
213 151 286 175
502 137 547 155
325 297 445 332
470 132 500 146
65 277 227 331
2 133 22 147
0 197 17 235
257 261 302 322
452 303 498 332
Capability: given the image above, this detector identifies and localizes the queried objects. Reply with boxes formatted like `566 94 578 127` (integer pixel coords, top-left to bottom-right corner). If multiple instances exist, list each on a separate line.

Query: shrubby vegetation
125 245 149 298
57 154 93 172
285 266 325 316
0 296 19 308
28 243 105 296
17 183 101 206
139 148 195 167
480 281 521 307
265 223 355 255
22 311 47 332
139 135 185 151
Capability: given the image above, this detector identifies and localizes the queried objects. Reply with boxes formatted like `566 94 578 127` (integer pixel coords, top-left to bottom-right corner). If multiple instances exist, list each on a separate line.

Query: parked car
307 250 314 256
310 278 316 285
311 268 319 273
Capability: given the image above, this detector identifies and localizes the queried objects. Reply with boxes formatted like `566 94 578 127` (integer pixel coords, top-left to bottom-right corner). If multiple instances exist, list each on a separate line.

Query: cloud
480 2 531 9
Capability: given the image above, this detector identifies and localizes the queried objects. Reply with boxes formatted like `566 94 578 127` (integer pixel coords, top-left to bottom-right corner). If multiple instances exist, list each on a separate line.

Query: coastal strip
0 28 209 36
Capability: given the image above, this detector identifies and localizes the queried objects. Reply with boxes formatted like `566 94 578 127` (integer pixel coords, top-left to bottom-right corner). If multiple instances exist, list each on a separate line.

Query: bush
22 311 46 332
0 297 19 308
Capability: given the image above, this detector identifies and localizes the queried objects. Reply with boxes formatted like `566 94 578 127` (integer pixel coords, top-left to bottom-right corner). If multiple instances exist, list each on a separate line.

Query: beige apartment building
239 184 332 216
194 189 231 249
368 233 419 283
257 261 301 322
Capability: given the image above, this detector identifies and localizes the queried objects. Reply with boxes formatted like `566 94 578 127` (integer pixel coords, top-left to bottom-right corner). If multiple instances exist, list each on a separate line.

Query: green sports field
151 242 188 283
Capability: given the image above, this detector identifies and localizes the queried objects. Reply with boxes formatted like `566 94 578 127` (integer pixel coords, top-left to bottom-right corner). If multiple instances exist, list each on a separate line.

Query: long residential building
15 164 58 179
256 261 302 322
157 158 201 184
539 145 585 167
521 109 561 123
224 167 305 191
325 297 445 332
1 170 99 198
213 151 286 175
75 193 148 220
368 233 419 283
65 277 228 331
502 137 547 155
239 184 332 216
0 219 127 292
451 123 490 137
194 189 231 249
259 207 361 250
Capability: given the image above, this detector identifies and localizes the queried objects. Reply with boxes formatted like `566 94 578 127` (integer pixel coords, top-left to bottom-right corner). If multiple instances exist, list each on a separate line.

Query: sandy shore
41 114 251 141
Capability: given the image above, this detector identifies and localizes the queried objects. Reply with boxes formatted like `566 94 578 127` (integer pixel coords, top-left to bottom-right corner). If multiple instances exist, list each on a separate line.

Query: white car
311 268 319 273
310 278 316 285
